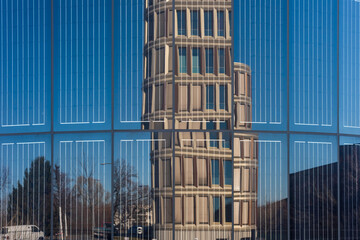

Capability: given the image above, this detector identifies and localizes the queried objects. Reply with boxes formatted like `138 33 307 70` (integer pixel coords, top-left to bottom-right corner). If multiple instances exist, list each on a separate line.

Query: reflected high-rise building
142 0 258 239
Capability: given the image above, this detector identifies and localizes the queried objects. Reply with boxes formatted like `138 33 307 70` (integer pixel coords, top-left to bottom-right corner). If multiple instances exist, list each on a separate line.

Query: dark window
204 10 213 36
147 51 152 78
224 160 232 185
145 86 153 114
207 121 218 148
218 48 225 74
177 10 186 35
148 0 153 7
217 11 225 36
213 196 221 223
219 85 227 110
191 10 200 36
148 14 154 41
192 48 200 74
225 197 232 223
206 48 214 73
206 85 215 110
211 159 220 185
179 47 187 73
228 11 231 36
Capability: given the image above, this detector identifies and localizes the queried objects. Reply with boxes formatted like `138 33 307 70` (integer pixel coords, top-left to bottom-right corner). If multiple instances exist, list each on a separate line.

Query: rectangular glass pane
177 10 186 36
211 159 220 185
179 47 187 73
0 135 51 237
224 160 232 185
205 48 214 73
219 85 227 110
206 85 215 109
213 197 221 223
290 134 338 239
218 48 225 74
54 0 112 131
225 197 232 223
204 11 213 36
217 11 225 37
0 0 51 134
192 48 200 74
191 10 199 36
54 133 111 239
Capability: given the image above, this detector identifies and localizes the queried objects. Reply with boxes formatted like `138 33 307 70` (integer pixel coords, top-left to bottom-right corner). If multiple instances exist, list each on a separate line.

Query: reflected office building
142 0 257 239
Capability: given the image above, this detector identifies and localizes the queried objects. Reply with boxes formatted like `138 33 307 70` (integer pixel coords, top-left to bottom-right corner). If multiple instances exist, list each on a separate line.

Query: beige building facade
142 0 257 239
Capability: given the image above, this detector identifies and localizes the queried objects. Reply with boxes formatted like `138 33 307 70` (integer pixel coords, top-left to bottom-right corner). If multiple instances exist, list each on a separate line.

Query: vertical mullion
50 0 54 239
337 0 340 238
111 0 115 239
286 0 290 239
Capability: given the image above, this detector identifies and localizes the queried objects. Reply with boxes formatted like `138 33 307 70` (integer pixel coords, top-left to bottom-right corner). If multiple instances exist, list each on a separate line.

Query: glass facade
1 0 360 239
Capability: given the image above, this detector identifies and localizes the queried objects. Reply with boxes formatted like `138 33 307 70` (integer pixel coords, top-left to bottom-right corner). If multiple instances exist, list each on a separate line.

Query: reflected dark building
286 144 360 239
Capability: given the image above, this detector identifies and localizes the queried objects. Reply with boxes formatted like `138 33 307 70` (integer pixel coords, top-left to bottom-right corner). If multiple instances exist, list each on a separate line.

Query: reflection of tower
142 0 258 239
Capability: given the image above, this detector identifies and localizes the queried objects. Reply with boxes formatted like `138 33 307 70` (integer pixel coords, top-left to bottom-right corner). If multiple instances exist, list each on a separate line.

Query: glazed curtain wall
1 0 360 240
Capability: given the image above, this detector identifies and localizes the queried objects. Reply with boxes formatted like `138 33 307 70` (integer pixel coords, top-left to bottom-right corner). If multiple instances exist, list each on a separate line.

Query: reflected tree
7 157 52 236
113 159 152 233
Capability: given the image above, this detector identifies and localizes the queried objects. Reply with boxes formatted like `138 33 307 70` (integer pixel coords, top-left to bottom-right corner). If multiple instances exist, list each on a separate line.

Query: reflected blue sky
1 0 360 132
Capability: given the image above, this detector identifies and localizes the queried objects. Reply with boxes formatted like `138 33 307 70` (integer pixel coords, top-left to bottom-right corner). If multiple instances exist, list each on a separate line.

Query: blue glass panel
256 133 288 238
289 0 337 133
54 0 112 131
225 197 232 222
0 0 51 134
191 11 199 36
211 159 220 185
236 0 287 131
179 47 187 73
289 134 338 239
339 0 360 134
115 0 144 129
217 11 225 37
192 48 200 74
219 85 227 110
213 196 221 223
206 85 215 109
177 10 186 36
0 134 51 235
224 160 232 185
204 11 213 36
218 48 225 74
205 48 214 73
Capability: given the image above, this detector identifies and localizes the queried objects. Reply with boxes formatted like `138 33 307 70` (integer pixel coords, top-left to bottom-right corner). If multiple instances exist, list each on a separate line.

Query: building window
154 160 160 188
197 158 208 186
156 48 165 74
148 14 154 41
199 197 209 224
218 48 225 74
224 160 232 185
144 86 152 114
207 121 218 148
217 11 225 37
157 12 166 38
154 85 164 111
225 197 232 223
220 122 230 148
177 10 186 36
192 85 202 111
205 48 214 73
163 159 171 187
213 196 221 223
206 85 215 110
211 159 220 185
179 47 187 74
164 197 173 223
228 11 232 36
219 85 227 110
192 48 200 74
191 10 199 36
146 51 152 78
185 197 195 224
204 10 213 36
184 157 194 186
148 0 153 7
